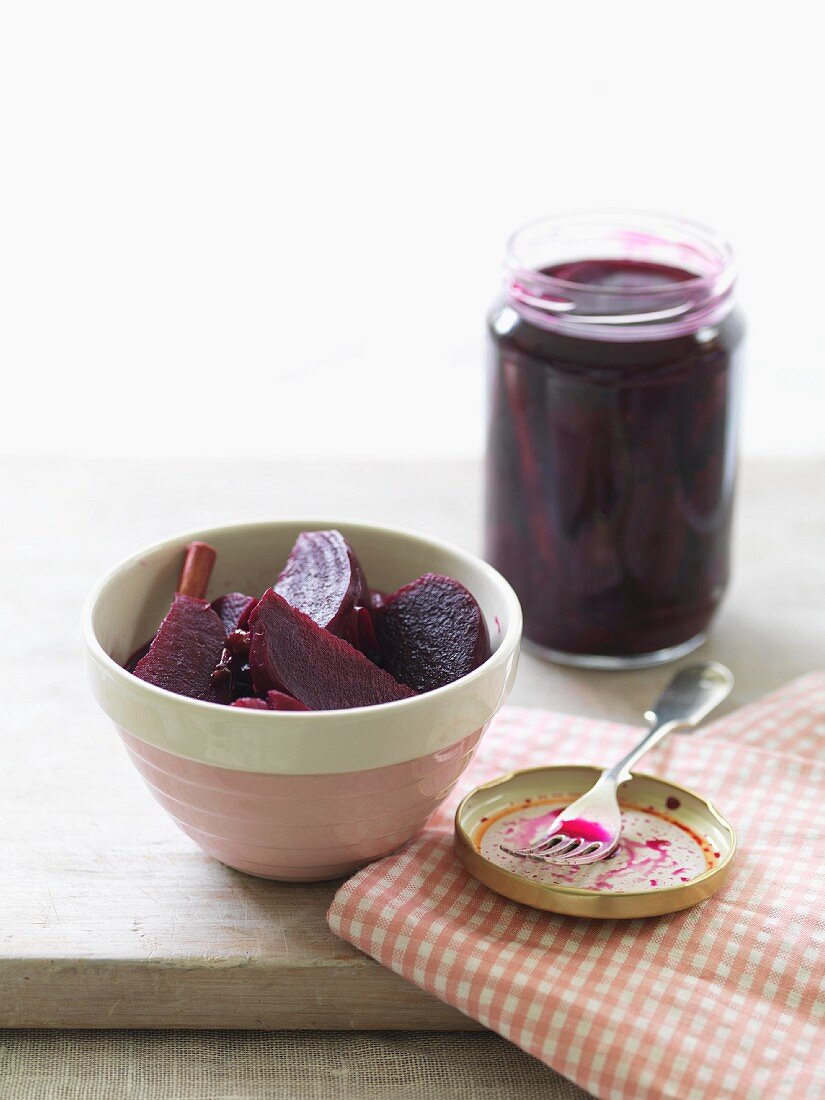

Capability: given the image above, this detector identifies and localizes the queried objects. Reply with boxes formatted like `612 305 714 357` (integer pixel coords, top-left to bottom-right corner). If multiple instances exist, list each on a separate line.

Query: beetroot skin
274 530 367 636
375 572 491 693
249 589 415 709
133 594 227 703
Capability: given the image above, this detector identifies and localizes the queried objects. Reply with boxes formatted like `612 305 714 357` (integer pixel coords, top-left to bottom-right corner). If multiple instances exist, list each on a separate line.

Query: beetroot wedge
345 604 380 661
274 530 367 636
231 692 311 712
211 592 257 634
249 589 415 709
133 594 227 702
266 690 311 712
375 573 491 693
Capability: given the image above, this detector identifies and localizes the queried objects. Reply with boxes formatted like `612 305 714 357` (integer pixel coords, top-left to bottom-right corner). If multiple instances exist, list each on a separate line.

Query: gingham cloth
328 674 825 1100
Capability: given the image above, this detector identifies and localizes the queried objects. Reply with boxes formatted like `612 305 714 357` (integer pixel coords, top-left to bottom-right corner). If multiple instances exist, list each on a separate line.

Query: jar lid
455 764 736 918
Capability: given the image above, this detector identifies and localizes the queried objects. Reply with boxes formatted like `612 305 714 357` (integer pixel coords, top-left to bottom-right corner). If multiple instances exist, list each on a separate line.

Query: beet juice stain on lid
485 210 744 669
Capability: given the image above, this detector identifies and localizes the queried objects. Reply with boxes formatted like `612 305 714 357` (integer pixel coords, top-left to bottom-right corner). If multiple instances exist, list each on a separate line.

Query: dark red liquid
486 258 743 659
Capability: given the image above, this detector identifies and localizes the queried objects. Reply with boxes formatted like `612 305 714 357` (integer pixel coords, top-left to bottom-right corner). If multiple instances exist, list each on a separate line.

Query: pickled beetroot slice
346 605 380 660
266 690 311 712
133 594 227 703
274 530 367 636
230 692 311 712
211 592 257 634
375 573 491 693
249 589 415 709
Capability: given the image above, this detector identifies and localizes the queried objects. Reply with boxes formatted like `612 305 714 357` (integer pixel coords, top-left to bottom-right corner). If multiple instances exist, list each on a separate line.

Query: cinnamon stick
177 541 217 599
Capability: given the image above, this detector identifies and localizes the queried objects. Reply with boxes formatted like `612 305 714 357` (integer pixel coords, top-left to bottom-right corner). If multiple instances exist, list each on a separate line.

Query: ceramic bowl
82 519 522 881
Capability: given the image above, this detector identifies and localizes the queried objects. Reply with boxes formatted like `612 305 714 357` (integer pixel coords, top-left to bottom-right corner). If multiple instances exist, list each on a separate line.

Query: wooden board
2 458 823 1028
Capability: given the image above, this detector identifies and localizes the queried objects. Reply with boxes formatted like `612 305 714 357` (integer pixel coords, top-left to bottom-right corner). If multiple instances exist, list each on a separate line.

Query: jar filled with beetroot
486 211 743 668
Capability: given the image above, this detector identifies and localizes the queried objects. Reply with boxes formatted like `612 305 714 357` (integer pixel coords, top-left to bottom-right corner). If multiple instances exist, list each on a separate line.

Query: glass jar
485 211 744 668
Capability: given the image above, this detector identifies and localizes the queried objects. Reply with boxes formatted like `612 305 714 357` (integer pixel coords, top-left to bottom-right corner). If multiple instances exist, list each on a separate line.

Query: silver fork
501 662 734 866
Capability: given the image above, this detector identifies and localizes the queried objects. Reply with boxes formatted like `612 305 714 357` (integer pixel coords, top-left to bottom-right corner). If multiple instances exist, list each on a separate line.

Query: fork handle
602 718 683 786
602 663 734 785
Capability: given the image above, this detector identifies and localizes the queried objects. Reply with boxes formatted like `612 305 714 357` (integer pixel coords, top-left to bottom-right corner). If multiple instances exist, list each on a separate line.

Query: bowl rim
82 516 523 723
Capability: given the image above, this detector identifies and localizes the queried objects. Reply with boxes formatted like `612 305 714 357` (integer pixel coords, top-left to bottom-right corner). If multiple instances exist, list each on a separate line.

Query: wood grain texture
1 458 823 1029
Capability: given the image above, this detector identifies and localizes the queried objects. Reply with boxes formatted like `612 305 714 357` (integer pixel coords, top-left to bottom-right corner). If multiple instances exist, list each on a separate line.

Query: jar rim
503 209 736 340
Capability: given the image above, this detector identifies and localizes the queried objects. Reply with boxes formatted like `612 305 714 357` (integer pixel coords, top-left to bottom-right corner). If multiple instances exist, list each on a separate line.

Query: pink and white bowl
82 519 522 881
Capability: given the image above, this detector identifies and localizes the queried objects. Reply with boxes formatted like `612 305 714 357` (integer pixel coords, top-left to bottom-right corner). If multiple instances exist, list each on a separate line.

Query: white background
1 1 822 461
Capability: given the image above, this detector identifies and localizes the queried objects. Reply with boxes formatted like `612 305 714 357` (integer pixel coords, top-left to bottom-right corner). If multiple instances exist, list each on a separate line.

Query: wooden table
2 458 822 1029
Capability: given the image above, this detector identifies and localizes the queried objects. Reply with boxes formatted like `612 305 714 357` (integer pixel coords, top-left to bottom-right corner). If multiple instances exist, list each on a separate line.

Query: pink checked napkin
329 674 825 1100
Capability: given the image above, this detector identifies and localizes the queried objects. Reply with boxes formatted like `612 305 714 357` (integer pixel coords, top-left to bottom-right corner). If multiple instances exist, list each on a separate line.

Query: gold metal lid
455 765 736 919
